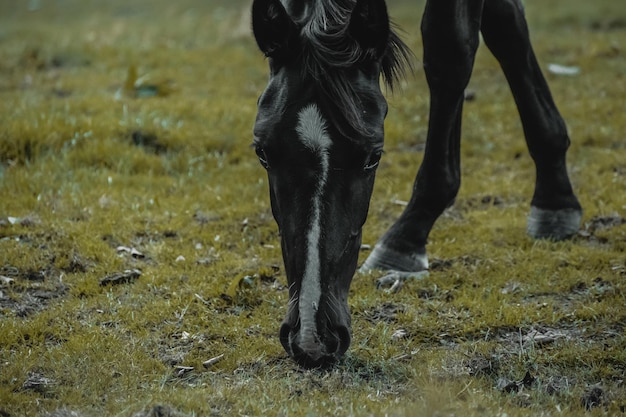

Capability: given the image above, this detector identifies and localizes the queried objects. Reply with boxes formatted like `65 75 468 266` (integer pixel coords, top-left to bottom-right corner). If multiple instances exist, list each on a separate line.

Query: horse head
251 0 410 367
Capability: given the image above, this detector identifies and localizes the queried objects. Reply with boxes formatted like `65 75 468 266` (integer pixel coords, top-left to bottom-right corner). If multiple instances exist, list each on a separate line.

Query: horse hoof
360 243 429 273
527 206 582 241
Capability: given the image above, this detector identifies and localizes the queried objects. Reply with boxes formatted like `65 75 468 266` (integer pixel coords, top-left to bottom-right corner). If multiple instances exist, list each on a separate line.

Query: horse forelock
287 0 412 139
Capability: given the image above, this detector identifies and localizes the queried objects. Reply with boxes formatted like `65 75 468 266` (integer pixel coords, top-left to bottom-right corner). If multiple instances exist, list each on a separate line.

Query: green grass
1 0 625 415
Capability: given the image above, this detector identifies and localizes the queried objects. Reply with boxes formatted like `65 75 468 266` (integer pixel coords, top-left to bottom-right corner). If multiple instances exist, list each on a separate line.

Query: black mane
292 0 413 138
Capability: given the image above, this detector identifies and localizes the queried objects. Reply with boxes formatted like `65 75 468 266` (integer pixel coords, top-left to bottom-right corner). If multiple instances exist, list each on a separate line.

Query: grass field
1 0 625 415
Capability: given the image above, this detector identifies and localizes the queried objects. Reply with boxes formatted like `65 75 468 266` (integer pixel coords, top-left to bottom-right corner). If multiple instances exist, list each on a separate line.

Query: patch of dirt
157 331 210 367
488 324 620 354
581 214 626 233
522 276 620 313
465 195 506 208
361 302 405 323
569 276 618 299
430 255 484 272
0 266 67 317
467 354 499 377
458 320 625 411
576 214 626 248
20 370 55 395
581 385 605 410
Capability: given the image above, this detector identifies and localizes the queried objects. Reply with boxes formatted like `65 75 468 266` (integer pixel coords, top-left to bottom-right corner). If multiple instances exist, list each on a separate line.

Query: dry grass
1 0 625 416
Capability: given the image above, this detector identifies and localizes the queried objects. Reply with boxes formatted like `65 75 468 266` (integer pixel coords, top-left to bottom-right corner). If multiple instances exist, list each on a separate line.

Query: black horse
251 0 582 368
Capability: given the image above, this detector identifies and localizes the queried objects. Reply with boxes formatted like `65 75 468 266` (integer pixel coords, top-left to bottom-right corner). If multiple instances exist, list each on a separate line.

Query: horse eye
364 151 382 171
255 146 270 169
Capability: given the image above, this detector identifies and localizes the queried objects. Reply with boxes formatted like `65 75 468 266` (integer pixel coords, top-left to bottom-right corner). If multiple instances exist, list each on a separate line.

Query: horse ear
252 0 296 59
348 0 390 59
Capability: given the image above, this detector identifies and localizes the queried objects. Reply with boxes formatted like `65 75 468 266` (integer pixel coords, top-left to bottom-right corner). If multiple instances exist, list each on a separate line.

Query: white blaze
295 104 332 356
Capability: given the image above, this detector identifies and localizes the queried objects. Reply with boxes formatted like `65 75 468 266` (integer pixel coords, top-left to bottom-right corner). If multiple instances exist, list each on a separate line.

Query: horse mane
293 0 413 139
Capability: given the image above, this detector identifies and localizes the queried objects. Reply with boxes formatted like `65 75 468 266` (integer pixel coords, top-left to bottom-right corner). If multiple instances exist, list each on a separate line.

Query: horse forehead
296 104 332 152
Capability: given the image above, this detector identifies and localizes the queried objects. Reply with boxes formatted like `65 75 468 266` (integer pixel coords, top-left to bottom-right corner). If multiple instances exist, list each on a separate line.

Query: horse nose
279 323 351 368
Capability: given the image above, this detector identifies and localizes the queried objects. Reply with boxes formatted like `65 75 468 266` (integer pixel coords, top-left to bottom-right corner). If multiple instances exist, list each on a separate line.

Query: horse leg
481 0 582 239
361 0 485 286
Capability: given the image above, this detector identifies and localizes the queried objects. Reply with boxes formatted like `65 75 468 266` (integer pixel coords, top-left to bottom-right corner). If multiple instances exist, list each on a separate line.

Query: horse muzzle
280 321 351 368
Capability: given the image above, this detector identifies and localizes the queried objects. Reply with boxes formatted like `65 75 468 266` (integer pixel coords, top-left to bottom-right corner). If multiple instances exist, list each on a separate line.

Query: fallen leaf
0 275 14 285
175 366 194 377
547 63 580 76
116 245 145 259
391 329 408 340
203 354 224 369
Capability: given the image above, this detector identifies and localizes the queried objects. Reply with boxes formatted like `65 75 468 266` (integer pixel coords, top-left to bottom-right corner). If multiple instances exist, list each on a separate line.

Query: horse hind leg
481 0 582 240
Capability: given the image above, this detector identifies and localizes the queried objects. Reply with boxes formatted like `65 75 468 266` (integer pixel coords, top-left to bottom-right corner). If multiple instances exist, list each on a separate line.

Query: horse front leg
481 0 582 239
361 0 485 288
